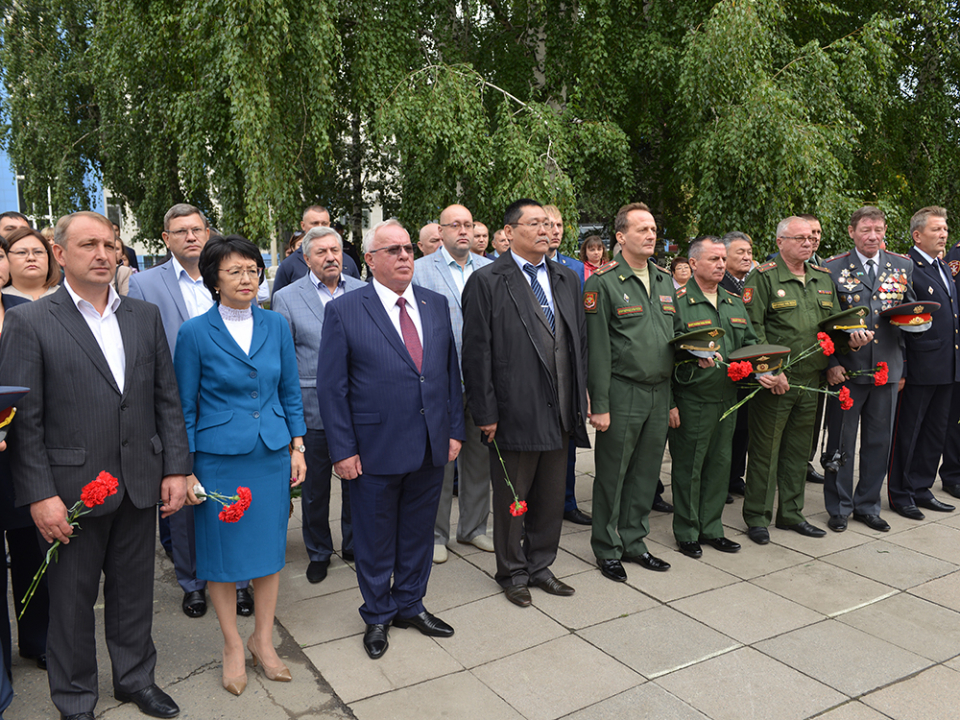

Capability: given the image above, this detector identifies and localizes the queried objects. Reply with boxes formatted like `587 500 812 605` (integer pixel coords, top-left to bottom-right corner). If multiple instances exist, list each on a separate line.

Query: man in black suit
888 206 960 519
0 211 192 720
462 199 590 608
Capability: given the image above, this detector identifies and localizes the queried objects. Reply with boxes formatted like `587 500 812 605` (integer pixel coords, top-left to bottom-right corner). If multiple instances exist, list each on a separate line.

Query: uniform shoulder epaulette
676 285 687 298
824 252 849 263
887 251 910 259
593 260 618 276
810 264 830 273
757 261 778 273
649 261 670 275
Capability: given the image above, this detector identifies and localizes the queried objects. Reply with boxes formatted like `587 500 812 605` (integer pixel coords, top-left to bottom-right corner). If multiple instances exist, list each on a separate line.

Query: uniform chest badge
776 289 786 297
623 293 630 302
929 286 935 295
742 287 753 304
583 291 598 313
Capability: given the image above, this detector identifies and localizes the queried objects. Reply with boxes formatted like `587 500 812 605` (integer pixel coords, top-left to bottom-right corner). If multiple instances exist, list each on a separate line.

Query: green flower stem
492 438 522 506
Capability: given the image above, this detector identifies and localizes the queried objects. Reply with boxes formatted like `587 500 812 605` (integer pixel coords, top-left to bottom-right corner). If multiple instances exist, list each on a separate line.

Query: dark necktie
866 259 876 287
523 263 555 333
937 260 953 298
396 297 423 371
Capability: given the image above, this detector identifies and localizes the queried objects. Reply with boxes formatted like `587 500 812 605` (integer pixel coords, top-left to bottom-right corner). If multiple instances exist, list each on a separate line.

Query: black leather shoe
181 590 206 619
652 498 674 513
342 548 355 562
729 478 746 496
678 541 702 558
806 464 825 484
504 584 532 607
700 536 741 553
363 624 389 659
563 508 592 525
891 503 924 520
306 559 330 584
747 526 770 545
827 515 848 532
236 587 254 616
62 714 95 720
530 576 575 596
943 484 960 499
852 513 890 532
725 493 734 504
596 558 627 582
393 610 454 637
115 684 179 718
623 552 671 571
917 497 955 513
775 521 826 537
20 651 46 670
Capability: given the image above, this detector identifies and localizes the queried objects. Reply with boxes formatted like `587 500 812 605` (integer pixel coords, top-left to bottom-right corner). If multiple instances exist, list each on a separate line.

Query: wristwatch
291 443 306 453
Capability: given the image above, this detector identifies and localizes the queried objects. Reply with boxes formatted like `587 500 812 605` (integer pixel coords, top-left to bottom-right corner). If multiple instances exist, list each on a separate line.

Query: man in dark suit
0 211 192 720
462 199 590 608
822 206 915 533
317 219 464 660
889 206 960 518
271 205 360 298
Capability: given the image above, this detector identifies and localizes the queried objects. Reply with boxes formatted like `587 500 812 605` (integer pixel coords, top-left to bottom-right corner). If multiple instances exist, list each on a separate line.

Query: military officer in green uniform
668 236 760 558
584 202 674 583
742 216 874 544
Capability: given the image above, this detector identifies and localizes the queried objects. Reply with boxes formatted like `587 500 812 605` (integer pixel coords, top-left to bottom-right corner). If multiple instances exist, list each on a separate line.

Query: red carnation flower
817 332 835 356
236 487 252 512
219 503 245 523
81 471 120 508
727 361 754 382
509 500 528 517
873 362 889 386
838 386 854 410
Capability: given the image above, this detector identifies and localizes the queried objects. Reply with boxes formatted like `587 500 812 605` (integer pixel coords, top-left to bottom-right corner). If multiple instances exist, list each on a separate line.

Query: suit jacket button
120 404 127 411
122 440 129 447
420 376 425 382
420 408 425 415
253 411 260 418
251 391 258 398
249 371 257 378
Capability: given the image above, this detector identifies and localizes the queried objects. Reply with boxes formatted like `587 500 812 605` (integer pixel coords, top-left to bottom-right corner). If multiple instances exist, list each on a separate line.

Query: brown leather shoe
503 584 532 607
530 576 575 596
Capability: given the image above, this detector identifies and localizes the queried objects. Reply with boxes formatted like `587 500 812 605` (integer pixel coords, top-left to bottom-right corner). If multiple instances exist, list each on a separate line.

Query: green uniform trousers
591 376 669 559
669 397 734 542
743 379 818 528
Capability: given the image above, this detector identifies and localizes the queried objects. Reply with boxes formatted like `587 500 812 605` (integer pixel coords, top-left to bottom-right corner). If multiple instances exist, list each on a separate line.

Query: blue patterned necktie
523 263 555 333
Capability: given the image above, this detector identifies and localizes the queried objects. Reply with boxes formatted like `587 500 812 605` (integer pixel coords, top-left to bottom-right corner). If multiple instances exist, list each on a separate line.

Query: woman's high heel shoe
247 637 292 682
222 648 247 695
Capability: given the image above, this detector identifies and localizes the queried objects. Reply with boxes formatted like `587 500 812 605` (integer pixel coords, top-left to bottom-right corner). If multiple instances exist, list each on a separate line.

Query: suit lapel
115 300 139 397
433 252 463 309
207 306 257 366
502 253 552 348
361 285 419 372
48 288 122 395
248 306 268 358
298 276 326 323
160 262 190 324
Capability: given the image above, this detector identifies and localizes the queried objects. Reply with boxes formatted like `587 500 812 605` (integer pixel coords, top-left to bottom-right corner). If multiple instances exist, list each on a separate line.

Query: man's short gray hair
721 231 752 248
910 206 947 237
776 216 805 238
301 226 342 257
163 203 207 232
362 218 407 254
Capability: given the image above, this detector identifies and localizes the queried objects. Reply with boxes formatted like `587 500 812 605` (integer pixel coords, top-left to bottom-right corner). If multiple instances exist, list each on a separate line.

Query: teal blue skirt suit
174 305 306 582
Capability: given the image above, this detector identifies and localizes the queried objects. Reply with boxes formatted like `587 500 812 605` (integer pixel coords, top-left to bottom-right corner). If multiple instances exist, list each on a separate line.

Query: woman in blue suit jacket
175 236 306 697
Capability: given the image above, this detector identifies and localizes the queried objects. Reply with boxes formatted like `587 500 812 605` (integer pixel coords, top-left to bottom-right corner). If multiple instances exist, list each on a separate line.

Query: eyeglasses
780 235 816 244
8 248 46 258
167 227 206 239
218 267 260 280
440 221 474 231
511 221 552 230
368 244 414 257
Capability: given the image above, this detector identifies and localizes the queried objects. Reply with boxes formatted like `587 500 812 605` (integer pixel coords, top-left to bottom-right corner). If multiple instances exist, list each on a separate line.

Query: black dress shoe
181 590 206 619
363 623 389 659
652 498 674 513
725 493 734 504
114 684 179 718
891 503 924 520
236 587 254 616
393 610 454 637
622 552 671 571
729 478 746 495
19 651 46 670
827 515 848 532
700 536 741 553
596 558 627 582
563 508 592 525
342 548 355 562
62 714 95 720
775 521 826 537
530 576 576 596
806 464 825 484
852 513 890 532
747 526 770 545
943 484 960 499
678 541 702 558
504 584 532 607
306 559 330 584
917 496 956 512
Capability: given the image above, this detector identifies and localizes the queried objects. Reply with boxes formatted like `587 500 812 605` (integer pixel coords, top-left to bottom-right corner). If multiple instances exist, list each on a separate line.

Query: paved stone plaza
8 437 960 719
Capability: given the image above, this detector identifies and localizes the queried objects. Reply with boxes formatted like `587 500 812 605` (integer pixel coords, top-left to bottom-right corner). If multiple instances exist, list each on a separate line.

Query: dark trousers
491 438 568 588
938 383 960 488
0 526 49 677
889 383 953 507
563 441 578 513
46 495 157 716
303 429 353 562
729 393 750 485
349 457 443 625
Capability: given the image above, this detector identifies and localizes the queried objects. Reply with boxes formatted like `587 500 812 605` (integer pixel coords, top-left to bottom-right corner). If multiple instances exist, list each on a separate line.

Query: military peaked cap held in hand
727 344 791 374
818 306 869 334
669 327 725 359
879 301 941 333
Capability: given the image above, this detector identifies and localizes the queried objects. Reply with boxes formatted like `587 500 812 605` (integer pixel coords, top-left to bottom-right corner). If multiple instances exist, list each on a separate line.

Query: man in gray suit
273 226 365 583
0 211 192 720
128 204 253 619
413 204 494 564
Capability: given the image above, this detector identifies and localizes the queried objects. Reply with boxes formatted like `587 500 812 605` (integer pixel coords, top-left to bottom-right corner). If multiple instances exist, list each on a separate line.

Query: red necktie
396 297 423 372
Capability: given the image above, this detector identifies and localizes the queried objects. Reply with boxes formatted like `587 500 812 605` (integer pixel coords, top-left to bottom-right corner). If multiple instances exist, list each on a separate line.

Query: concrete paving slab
622 552 740 603
755 619 931 696
350 671 523 720
565 683 710 720
698 536 817 580
530 568 657 630
422 554 501 613
810 701 892 720
277 586 366 646
752 559 895 616
656 647 845 720
908 569 960 612
822 539 958 589
862 664 960 720
882 521 960 565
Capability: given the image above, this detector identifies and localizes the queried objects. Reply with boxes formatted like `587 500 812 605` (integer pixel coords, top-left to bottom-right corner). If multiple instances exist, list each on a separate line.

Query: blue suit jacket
553 252 585 289
128 260 192 355
317 282 465 475
904 247 960 385
174 305 306 455
412 249 492 377
271 272 366 429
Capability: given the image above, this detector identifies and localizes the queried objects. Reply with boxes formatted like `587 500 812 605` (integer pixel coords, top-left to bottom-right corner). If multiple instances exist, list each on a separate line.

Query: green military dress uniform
584 259 675 560
669 280 757 543
742 255 839 528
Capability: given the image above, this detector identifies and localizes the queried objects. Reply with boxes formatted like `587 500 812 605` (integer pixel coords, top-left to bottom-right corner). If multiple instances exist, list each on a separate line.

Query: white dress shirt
310 270 346 307
170 255 215 319
63 279 126 392
219 304 253 355
511 252 555 313
372 278 423 345
440 246 476 296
